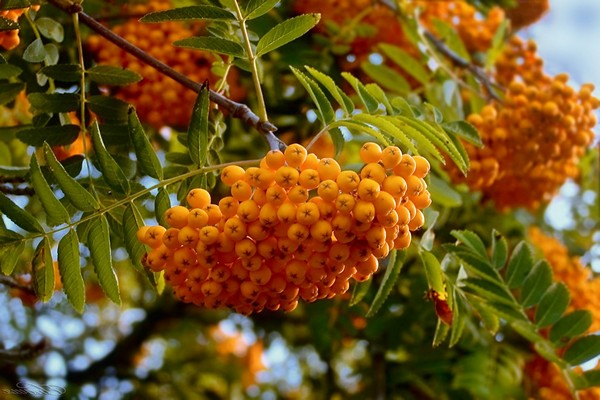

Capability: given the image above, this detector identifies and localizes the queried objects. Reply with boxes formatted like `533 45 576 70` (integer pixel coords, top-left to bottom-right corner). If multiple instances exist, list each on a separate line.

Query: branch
46 0 285 151
0 185 35 196
0 275 36 296
0 339 48 364
423 29 503 103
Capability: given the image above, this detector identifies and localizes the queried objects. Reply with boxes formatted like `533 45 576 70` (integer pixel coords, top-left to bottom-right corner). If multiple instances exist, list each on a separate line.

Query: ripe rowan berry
317 158 341 181
187 188 211 209
144 226 167 248
165 206 189 229
284 143 308 167
360 142 382 163
221 165 246 186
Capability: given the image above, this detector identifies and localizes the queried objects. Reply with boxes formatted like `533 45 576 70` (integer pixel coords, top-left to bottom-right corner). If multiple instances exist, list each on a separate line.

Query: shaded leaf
87 95 129 122
23 38 46 63
429 175 462 207
0 191 44 233
0 16 18 31
549 310 593 346
39 64 82 82
29 154 70 226
88 215 121 305
451 230 487 258
463 278 515 307
0 63 22 79
360 62 410 95
521 260 553 308
90 121 131 194
367 250 405 317
174 37 245 58
155 188 171 227
187 85 209 167
128 107 163 179
27 93 79 114
43 143 99 212
122 203 147 273
256 14 320 57
36 17 64 42
0 240 24 274
580 370 600 390
57 229 85 313
505 241 533 289
17 124 80 147
87 65 142 86
491 229 508 269
0 82 25 105
535 282 570 328
243 0 280 19
451 250 498 282
141 6 235 22
564 335 600 366
349 280 371 307
32 238 54 302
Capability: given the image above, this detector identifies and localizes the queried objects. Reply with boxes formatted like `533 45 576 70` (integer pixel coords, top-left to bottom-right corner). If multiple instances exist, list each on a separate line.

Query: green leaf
39 64 82 82
87 65 142 86
256 14 321 57
391 118 446 164
420 249 445 294
450 250 499 282
0 16 18 31
511 320 545 344
0 82 25 105
305 66 354 115
243 0 279 19
122 203 147 273
449 289 466 347
0 227 24 246
23 38 46 63
450 230 487 258
43 143 99 212
367 250 405 317
187 85 209 167
291 67 335 125
580 370 600 389
564 335 600 366
433 319 450 347
442 121 483 148
360 62 410 95
155 188 171 227
342 72 379 113
36 17 64 42
88 215 121 305
463 278 515 307
29 154 70 226
431 19 470 61
87 95 129 122
0 0 31 10
43 43 59 66
479 301 528 322
57 229 85 313
0 63 22 79
0 240 24 274
140 5 235 22
349 279 371 307
351 114 416 153
429 175 462 207
0 191 44 233
32 238 54 302
505 241 533 289
490 229 508 269
520 260 553 308
379 44 430 85
128 107 163 179
17 124 80 147
174 37 245 58
27 93 79 114
365 83 394 115
535 282 570 328
90 121 131 194
549 310 593 346
329 120 390 147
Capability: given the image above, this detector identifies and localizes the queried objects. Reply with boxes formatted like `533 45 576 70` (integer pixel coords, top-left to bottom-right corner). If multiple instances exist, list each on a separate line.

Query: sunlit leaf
505 241 533 289
564 335 600 366
305 66 354 115
490 229 508 269
291 67 335 125
32 238 54 302
0 240 24 275
520 260 553 308
243 0 279 19
342 72 379 113
256 14 320 57
379 44 430 85
128 107 163 179
442 121 483 148
140 5 235 22
174 37 245 58
450 230 487 258
549 310 592 346
349 280 371 307
0 191 44 233
535 282 570 328
90 121 131 194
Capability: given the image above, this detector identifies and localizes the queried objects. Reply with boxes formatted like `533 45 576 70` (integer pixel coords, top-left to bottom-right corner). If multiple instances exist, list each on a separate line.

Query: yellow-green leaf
88 215 121 305
57 229 85 313
30 154 70 226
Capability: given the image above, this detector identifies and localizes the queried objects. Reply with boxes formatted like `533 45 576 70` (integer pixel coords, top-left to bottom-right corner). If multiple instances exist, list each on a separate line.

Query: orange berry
165 206 189 229
360 142 382 163
360 162 387 184
284 143 308 167
408 209 425 231
237 199 260 223
221 165 246 186
413 156 430 179
298 168 321 189
144 226 167 248
288 185 309 203
178 226 200 248
394 154 416 178
187 188 211 209
188 208 209 229
336 170 360 193
296 202 320 225
231 180 253 201
381 146 402 169
317 158 341 181
357 178 381 201
275 166 300 189
317 179 339 202
265 149 286 169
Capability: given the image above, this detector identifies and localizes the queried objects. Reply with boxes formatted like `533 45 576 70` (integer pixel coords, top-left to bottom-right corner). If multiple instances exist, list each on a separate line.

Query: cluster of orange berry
524 227 600 399
0 3 39 50
137 143 431 314
449 37 599 210
86 0 244 129
293 0 504 72
505 0 550 31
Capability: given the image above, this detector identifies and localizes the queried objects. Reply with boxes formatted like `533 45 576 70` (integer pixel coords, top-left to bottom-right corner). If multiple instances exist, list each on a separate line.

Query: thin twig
0 185 35 196
46 0 284 151
0 275 36 296
0 176 26 184
0 339 48 364
423 30 503 102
